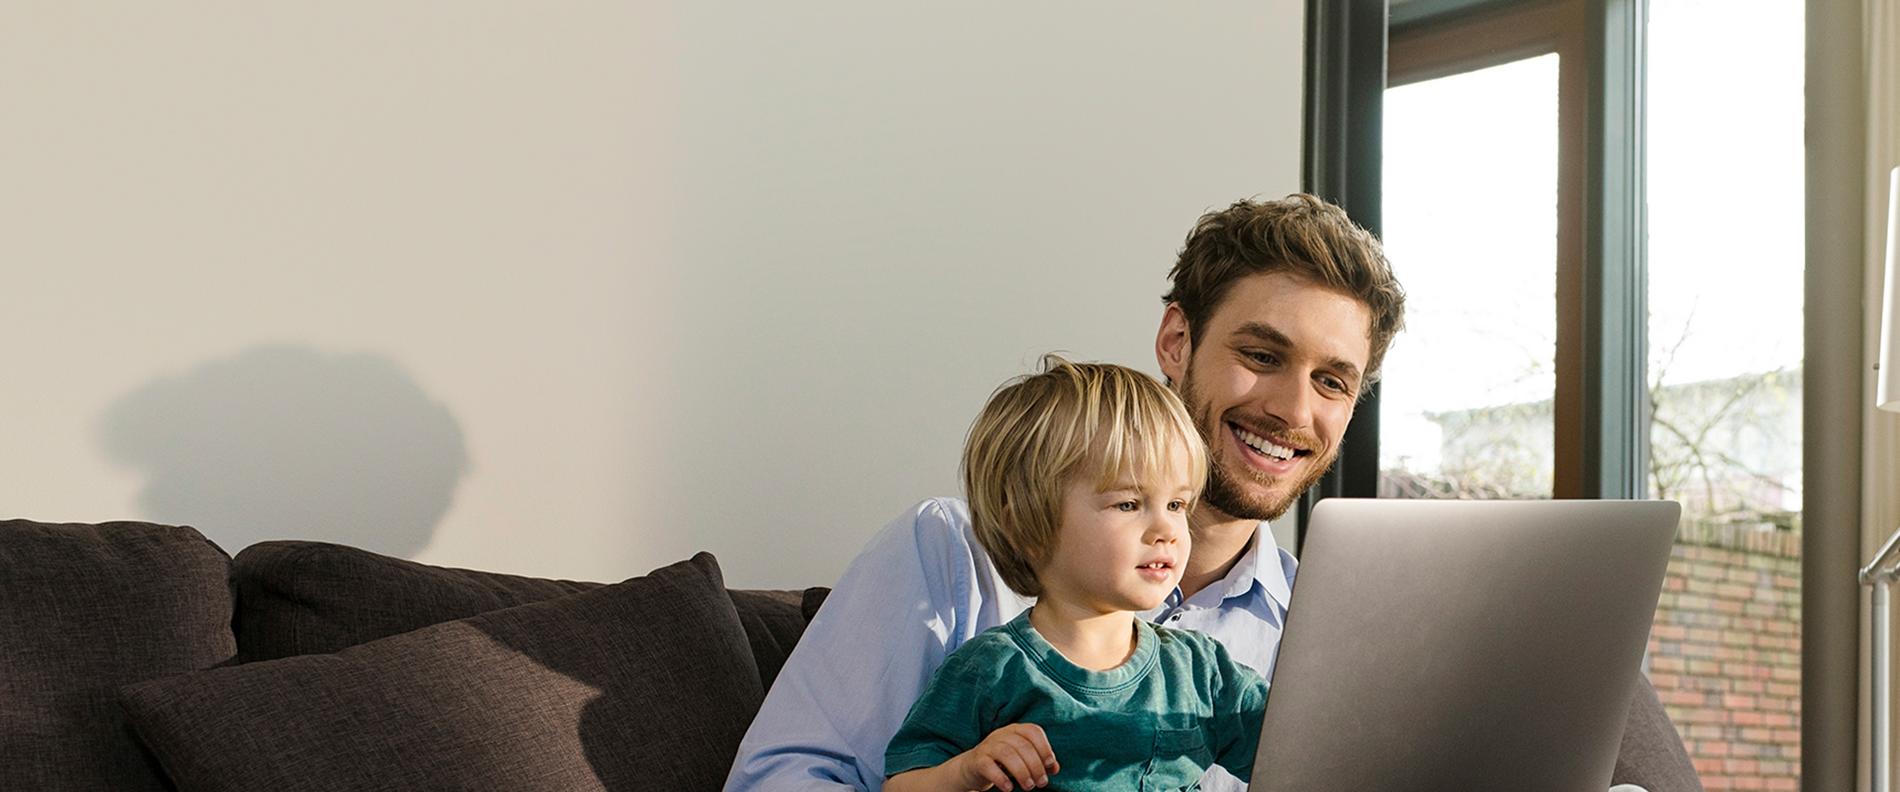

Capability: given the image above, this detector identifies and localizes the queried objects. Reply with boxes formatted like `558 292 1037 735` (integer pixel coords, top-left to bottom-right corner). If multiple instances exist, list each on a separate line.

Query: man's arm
724 498 1017 791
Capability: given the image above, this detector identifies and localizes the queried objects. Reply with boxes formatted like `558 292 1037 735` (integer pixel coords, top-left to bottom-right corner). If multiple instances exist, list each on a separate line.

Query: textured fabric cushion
728 588 807 689
123 552 760 792
801 585 831 623
232 540 809 688
1612 675 1705 791
232 540 601 662
0 519 234 791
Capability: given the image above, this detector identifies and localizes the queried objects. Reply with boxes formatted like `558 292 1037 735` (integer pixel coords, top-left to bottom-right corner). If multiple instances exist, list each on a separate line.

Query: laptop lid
1249 499 1679 792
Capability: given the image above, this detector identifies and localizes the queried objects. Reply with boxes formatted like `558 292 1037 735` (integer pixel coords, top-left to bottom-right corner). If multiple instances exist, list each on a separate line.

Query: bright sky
1378 0 1805 476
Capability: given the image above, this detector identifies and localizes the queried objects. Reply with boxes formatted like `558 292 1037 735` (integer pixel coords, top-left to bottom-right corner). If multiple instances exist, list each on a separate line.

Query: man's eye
1319 375 1350 394
1245 351 1279 367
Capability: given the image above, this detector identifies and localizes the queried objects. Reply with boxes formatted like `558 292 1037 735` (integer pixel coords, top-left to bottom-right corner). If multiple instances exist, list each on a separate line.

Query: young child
883 356 1267 792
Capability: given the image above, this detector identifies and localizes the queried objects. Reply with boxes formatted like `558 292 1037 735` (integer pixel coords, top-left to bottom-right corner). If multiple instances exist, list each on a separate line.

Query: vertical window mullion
1298 0 1388 550
1582 0 1650 499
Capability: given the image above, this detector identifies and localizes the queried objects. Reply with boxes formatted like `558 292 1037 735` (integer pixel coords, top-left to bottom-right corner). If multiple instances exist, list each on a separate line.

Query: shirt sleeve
722 499 987 791
882 636 1006 778
1206 638 1269 781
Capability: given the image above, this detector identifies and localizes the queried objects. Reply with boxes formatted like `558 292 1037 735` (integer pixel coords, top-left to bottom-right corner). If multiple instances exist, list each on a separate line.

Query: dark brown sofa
1 518 1702 791
2 519 810 791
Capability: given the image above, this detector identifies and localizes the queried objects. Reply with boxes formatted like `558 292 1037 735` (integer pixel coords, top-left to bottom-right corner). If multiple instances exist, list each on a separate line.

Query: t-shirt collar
1005 610 1159 694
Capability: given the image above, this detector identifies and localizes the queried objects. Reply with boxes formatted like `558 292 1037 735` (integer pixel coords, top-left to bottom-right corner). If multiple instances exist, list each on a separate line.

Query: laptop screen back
1249 499 1679 792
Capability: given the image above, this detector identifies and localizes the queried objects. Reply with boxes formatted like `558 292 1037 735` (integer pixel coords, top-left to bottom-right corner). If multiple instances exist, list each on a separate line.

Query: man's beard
1179 368 1340 523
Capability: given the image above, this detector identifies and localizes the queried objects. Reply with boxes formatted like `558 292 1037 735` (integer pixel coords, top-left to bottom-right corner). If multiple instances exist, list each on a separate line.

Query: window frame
1298 0 1649 545
1306 1 1858 788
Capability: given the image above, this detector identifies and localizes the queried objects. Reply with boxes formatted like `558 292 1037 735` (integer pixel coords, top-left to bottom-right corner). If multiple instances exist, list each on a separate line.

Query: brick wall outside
1645 521 1801 791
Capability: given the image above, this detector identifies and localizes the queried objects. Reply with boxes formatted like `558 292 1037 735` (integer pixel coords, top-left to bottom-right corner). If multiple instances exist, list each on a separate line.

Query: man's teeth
1235 426 1296 461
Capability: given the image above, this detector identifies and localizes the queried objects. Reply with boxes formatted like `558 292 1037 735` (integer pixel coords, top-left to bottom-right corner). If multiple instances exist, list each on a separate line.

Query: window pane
1646 0 1804 785
1380 54 1560 499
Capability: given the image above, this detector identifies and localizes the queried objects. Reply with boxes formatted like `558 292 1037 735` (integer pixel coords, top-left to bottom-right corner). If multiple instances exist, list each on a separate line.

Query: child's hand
952 723 1060 791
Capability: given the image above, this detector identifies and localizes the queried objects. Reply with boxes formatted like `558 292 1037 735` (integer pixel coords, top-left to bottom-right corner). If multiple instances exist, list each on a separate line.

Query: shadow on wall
99 345 467 558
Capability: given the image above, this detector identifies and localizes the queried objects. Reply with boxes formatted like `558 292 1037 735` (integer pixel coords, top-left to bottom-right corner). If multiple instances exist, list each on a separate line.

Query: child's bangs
1083 377 1207 495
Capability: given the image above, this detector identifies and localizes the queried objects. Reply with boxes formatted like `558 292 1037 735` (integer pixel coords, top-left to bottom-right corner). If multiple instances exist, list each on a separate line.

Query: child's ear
1155 303 1192 384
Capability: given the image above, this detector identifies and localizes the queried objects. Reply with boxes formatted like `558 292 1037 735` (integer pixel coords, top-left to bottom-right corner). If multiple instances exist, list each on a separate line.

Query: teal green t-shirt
884 611 1267 791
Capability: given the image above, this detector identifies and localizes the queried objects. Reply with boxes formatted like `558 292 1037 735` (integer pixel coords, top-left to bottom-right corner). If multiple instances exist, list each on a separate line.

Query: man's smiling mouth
1232 423 1307 462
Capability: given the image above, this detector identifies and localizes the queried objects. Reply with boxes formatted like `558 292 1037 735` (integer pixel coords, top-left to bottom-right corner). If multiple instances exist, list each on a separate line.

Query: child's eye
1116 500 1140 512
1167 500 1187 512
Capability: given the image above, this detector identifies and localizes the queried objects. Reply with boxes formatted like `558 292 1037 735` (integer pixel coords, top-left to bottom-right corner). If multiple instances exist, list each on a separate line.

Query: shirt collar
1252 521 1295 609
1216 522 1293 611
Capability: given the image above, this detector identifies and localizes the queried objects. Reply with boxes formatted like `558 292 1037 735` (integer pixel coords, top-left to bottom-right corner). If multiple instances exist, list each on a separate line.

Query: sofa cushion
123 552 760 792
232 540 809 689
728 588 806 689
801 585 831 622
1611 675 1705 791
0 519 235 792
232 540 599 662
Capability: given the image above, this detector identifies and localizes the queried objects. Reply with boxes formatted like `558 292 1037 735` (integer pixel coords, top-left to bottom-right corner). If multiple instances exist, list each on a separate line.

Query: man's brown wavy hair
1162 194 1406 383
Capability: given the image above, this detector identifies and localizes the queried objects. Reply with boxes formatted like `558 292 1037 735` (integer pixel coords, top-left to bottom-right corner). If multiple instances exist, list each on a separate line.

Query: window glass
1645 0 1804 785
1380 54 1560 499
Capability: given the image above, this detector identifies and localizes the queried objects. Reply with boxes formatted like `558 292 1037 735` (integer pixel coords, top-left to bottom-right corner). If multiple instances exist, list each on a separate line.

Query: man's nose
1261 372 1316 429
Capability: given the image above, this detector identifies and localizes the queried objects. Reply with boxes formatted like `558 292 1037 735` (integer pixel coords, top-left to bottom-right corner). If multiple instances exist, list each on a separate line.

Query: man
725 194 1698 791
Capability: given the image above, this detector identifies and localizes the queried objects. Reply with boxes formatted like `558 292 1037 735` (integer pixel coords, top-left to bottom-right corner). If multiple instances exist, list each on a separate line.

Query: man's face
1156 271 1373 523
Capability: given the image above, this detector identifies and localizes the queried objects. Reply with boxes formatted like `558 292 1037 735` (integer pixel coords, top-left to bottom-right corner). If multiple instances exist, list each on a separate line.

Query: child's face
1035 440 1197 614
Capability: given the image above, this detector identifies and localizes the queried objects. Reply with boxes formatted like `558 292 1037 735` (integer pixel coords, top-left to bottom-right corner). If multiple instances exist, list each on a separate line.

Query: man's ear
1155 303 1192 384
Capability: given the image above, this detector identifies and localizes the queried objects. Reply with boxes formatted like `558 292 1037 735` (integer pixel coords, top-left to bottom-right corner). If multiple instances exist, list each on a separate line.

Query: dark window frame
1306 3 1856 788
1297 0 1649 545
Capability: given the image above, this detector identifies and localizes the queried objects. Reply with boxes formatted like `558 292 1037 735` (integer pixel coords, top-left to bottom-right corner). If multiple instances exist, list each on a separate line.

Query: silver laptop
1249 499 1680 792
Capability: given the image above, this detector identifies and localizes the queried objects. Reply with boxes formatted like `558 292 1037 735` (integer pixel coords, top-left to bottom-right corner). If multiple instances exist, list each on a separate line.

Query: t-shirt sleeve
883 634 1008 778
1207 638 1269 780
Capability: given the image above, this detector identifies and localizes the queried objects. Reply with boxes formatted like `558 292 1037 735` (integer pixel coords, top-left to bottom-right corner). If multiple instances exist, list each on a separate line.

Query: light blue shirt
724 497 1297 792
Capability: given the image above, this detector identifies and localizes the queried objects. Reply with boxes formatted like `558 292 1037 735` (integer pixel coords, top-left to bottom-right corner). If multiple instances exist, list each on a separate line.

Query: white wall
0 1 1304 588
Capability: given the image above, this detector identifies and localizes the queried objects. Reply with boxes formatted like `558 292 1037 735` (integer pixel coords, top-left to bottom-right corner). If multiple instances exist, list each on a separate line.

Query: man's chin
1201 471 1301 523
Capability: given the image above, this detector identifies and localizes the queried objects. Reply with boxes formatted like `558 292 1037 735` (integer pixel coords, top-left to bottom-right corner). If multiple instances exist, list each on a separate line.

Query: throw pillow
0 519 234 791
122 552 760 792
232 541 810 690
232 540 599 662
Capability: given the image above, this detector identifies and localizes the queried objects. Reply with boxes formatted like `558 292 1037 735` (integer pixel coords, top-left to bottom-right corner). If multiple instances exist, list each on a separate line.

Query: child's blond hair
960 355 1209 598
